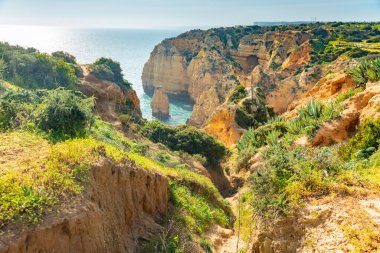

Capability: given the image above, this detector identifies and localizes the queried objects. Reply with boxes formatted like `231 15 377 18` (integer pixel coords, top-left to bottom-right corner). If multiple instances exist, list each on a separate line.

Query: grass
0 131 126 227
169 182 229 235
235 96 380 217
340 207 380 252
335 88 364 103
0 119 231 253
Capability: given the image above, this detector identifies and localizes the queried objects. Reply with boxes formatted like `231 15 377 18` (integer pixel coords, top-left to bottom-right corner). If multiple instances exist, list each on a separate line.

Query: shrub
286 98 343 137
0 88 95 139
340 118 380 161
250 144 343 216
131 143 149 155
90 57 131 88
348 58 380 85
237 119 287 152
228 84 247 104
0 89 44 129
51 51 77 64
0 43 78 89
335 88 364 103
37 88 95 139
235 88 273 129
141 121 227 165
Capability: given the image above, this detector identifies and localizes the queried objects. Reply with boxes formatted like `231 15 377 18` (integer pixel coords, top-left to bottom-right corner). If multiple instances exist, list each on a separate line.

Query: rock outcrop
203 105 245 147
0 158 169 253
151 87 170 119
142 27 321 145
251 196 380 253
80 66 142 124
313 84 380 146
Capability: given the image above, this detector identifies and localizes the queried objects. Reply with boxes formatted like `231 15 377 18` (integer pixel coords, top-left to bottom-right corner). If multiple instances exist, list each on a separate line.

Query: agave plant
348 58 380 85
298 98 323 119
266 130 281 146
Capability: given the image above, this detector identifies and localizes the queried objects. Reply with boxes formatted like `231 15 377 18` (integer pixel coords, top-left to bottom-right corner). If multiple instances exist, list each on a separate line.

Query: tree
0 59 7 82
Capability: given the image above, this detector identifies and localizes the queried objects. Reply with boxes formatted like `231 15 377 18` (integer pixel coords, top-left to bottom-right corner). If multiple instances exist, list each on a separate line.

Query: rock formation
80 65 142 124
0 158 168 253
142 27 321 145
151 87 170 119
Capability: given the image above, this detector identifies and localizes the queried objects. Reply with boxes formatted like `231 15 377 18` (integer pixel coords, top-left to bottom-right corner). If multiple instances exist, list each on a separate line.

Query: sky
0 0 379 29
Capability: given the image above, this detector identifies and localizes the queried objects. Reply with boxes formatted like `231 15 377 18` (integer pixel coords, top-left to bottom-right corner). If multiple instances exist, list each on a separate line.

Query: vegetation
0 43 79 89
235 87 274 129
141 120 227 165
0 88 95 140
340 118 380 161
0 133 127 227
234 94 380 217
245 117 380 217
335 87 364 103
90 57 132 88
228 84 247 104
310 23 380 64
348 58 380 85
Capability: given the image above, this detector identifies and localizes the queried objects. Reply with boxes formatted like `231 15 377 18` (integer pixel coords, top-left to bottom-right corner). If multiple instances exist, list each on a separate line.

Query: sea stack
151 86 170 119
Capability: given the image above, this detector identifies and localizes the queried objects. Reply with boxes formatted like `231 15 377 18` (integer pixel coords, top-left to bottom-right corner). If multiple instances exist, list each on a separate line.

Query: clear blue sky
0 0 379 28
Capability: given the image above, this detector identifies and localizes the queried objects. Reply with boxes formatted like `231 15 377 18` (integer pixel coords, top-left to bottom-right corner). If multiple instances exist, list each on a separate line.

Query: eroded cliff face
142 27 321 144
0 158 169 253
80 66 142 124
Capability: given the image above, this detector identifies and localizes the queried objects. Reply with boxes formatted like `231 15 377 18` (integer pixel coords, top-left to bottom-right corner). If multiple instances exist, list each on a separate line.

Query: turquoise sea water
0 25 193 125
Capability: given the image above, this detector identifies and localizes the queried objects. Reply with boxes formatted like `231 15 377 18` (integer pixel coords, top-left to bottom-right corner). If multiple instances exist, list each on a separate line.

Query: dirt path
206 193 247 253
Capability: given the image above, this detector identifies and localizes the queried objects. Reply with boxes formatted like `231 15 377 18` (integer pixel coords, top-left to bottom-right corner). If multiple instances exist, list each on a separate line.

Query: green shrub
131 143 149 155
37 88 95 139
0 88 95 139
90 57 131 88
51 51 77 64
340 118 380 161
250 145 343 216
348 58 380 85
0 89 41 129
0 43 78 89
335 88 364 103
228 84 247 104
235 88 273 129
141 121 227 165
237 119 287 152
286 98 343 137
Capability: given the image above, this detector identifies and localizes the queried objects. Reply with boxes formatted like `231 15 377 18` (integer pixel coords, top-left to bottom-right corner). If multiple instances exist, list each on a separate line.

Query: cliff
0 155 168 253
80 65 142 124
142 26 320 144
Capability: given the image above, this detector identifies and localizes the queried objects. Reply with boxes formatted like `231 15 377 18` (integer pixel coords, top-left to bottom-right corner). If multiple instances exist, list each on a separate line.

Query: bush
237 119 287 152
0 88 95 139
0 43 78 89
250 144 343 216
287 98 343 137
52 51 77 64
141 121 227 165
228 85 247 104
37 88 95 138
348 58 380 85
340 118 380 161
90 57 131 88
235 88 273 129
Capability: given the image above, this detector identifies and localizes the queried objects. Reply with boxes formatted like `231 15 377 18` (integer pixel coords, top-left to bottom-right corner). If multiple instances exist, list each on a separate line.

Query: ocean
0 25 193 125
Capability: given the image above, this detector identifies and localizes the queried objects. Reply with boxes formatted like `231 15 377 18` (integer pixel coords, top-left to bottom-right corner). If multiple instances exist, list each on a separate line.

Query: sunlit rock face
151 87 170 119
142 26 329 145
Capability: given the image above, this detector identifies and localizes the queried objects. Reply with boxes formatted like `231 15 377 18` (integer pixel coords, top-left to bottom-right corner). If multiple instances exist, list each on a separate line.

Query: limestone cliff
80 66 142 124
151 87 170 119
0 158 168 253
142 26 320 144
